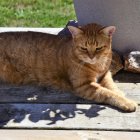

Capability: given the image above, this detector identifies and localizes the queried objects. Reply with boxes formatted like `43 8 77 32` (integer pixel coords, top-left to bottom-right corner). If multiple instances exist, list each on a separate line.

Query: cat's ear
101 26 116 37
68 26 83 38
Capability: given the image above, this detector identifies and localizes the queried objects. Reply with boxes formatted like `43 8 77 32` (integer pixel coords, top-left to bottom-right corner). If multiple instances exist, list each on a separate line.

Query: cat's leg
73 80 137 112
100 71 124 96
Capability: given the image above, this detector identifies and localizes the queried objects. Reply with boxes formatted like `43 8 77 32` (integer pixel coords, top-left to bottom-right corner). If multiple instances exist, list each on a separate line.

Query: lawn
0 0 76 27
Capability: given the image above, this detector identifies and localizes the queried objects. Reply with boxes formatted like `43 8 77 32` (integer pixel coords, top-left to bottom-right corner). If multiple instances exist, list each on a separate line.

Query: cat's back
0 31 58 49
0 31 56 39
0 31 62 70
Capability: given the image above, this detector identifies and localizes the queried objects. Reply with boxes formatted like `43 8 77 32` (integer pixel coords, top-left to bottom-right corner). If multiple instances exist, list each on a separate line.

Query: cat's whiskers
72 60 85 75
83 57 97 64
83 55 111 66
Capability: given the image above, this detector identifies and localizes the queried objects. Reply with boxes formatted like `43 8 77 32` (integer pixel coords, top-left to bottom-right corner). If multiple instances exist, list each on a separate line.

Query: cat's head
68 23 116 64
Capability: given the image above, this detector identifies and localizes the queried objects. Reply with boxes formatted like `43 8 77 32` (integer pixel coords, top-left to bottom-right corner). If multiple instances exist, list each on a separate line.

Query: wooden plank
117 83 140 103
0 83 139 104
0 27 63 34
0 85 83 103
0 130 140 140
1 103 140 130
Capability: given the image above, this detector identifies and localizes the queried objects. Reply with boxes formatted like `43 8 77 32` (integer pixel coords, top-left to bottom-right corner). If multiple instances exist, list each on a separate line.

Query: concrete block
74 0 140 54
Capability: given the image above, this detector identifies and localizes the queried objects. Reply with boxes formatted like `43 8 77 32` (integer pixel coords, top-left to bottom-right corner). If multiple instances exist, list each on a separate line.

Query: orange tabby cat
0 23 137 112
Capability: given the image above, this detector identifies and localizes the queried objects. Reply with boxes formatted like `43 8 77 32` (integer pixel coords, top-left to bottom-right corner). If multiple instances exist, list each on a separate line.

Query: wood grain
0 130 140 140
0 83 139 104
0 103 139 130
0 27 62 35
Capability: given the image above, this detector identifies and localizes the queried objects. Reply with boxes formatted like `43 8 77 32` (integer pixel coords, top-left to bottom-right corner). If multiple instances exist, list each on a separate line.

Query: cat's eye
80 47 87 51
96 46 104 51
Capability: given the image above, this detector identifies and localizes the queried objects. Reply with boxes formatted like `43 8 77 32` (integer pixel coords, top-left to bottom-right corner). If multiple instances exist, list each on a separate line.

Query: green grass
0 0 76 27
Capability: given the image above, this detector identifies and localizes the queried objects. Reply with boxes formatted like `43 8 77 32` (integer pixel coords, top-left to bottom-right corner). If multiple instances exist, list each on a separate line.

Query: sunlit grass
0 0 76 27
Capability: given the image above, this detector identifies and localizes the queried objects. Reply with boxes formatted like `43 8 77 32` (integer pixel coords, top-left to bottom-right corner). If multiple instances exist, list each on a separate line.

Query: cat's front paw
120 99 138 112
118 90 125 96
117 90 125 97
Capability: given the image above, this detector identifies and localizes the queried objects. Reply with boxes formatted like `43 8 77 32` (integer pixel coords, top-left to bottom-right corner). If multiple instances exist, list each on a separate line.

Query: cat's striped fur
0 23 137 112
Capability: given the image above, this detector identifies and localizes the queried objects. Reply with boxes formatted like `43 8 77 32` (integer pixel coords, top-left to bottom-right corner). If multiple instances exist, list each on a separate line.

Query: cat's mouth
83 57 97 64
83 56 110 65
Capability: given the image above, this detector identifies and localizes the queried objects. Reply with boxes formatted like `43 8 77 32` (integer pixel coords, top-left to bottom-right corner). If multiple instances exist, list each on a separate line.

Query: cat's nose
89 53 94 59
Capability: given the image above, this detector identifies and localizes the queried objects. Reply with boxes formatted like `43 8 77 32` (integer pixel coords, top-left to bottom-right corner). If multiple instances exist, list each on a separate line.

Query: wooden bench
0 28 140 140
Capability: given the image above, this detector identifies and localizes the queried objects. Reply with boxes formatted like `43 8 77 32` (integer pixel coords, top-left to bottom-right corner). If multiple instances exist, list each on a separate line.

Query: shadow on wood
114 70 140 83
0 104 106 127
